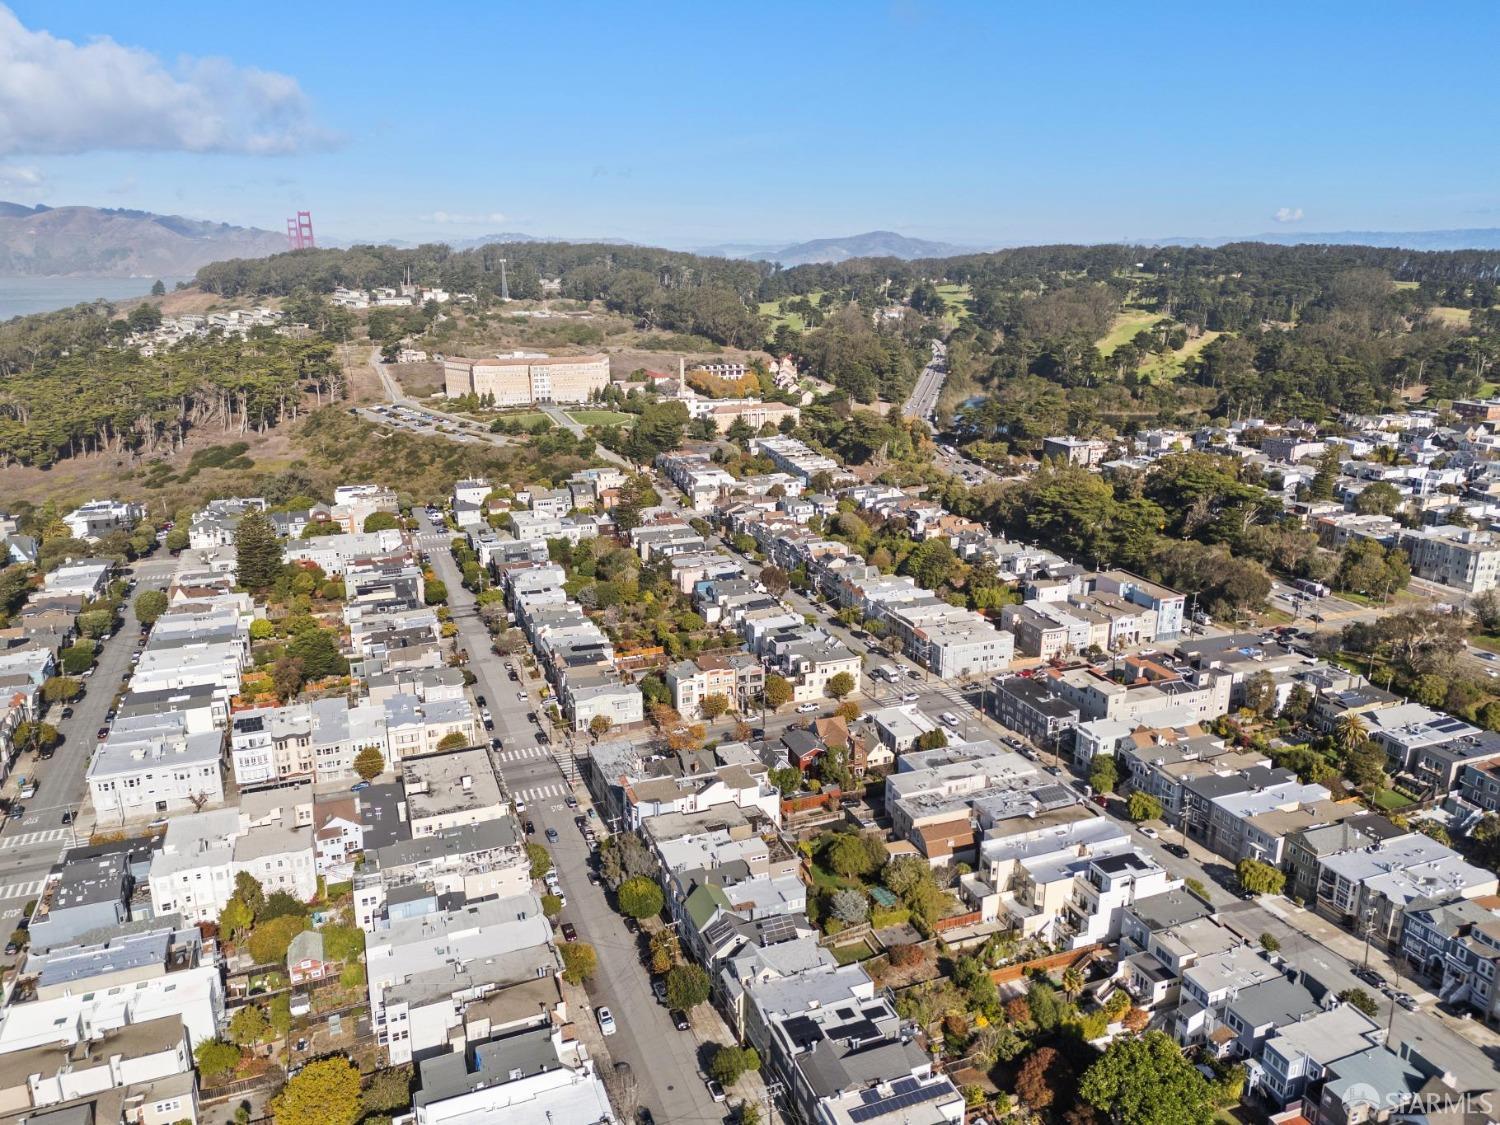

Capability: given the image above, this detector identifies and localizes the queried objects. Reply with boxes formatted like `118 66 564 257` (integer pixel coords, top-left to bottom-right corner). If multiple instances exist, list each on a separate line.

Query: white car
597 1007 617 1036
939 712 959 727
796 703 819 714
901 692 919 703
1139 827 1160 839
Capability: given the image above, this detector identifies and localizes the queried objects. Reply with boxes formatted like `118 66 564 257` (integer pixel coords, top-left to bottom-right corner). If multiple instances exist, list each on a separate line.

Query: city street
419 513 731 1125
0 554 172 931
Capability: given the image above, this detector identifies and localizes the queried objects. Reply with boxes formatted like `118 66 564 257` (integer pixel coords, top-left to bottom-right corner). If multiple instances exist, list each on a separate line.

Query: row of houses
581 737 967 1125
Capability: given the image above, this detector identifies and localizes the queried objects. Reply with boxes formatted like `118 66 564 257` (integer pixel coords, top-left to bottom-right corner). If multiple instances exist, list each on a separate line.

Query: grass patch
567 409 636 427
830 937 879 966
759 290 827 333
935 283 972 323
1138 329 1224 382
485 411 549 427
1471 634 1500 655
1430 306 1473 328
1097 309 1162 355
1372 788 1415 811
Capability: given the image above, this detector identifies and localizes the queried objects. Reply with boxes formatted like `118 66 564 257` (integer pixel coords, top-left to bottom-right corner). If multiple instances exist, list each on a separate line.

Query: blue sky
3 1 1499 248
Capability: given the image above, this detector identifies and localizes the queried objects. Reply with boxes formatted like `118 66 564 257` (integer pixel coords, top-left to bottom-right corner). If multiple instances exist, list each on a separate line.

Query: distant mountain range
1148 227 1500 251
0 201 288 277
11 197 1500 283
698 230 980 266
441 231 638 251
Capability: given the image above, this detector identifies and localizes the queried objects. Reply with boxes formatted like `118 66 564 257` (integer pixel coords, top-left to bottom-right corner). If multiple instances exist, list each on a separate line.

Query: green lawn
935 283 972 322
488 411 549 426
1372 788 1415 811
759 290 827 332
1137 328 1223 382
830 938 878 966
567 410 635 427
1097 309 1162 355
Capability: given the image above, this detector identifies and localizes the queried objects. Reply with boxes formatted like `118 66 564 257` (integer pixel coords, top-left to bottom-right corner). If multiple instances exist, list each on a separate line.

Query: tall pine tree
234 511 284 590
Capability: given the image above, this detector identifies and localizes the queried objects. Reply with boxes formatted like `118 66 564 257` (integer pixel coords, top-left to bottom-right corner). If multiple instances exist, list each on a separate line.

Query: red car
560 923 578 942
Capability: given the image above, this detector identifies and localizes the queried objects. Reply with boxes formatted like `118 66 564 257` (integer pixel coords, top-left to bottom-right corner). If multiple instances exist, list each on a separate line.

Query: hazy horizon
4 2 1500 248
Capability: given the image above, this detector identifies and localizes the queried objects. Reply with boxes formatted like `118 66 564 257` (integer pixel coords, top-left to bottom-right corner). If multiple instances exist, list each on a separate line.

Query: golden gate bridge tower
285 211 315 250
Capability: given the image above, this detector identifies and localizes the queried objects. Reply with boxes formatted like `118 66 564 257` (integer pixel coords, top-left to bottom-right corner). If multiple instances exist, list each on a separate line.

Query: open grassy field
1097 309 1162 355
1138 329 1223 382
487 411 550 427
1430 306 1473 328
934 282 972 322
567 409 636 427
759 290 826 332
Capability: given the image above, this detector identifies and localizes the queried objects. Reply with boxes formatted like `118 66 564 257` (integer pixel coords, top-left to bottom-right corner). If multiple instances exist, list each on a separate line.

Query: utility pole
499 258 510 302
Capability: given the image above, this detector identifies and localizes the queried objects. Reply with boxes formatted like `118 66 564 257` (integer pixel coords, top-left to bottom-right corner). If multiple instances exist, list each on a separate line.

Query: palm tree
1061 966 1085 1000
1334 713 1369 756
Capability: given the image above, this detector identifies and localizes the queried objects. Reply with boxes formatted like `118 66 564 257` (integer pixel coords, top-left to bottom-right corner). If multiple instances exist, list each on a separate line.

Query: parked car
524 820 535 835
652 979 668 1004
60 706 73 719
96 726 110 740
60 811 73 825
1139 826 1160 839
351 780 370 792
597 1007 616 1036
1164 843 1188 858
490 737 502 750
706 1079 727 1103
516 691 527 703
1396 993 1418 1011
561 923 578 942
565 796 578 810
475 694 487 707
795 703 819 714
672 1010 690 1031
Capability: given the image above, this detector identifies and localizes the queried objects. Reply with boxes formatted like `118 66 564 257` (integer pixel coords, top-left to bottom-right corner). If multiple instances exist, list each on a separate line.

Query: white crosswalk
0 879 45 901
0 829 72 850
495 747 548 763
512 782 568 803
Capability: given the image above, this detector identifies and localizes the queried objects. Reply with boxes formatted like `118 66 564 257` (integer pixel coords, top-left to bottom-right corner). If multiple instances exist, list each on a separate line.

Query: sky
2 1 1500 249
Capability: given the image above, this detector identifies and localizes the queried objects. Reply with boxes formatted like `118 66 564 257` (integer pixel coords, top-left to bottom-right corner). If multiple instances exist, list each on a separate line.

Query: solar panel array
848 1076 951 1122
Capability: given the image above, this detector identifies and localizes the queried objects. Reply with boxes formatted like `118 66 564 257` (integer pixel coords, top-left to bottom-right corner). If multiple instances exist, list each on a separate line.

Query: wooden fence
988 942 1104 985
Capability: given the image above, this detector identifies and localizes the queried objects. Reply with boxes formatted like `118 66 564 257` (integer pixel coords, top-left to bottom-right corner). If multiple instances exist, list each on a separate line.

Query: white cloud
420 211 508 225
1273 207 1305 224
0 5 337 155
0 162 42 187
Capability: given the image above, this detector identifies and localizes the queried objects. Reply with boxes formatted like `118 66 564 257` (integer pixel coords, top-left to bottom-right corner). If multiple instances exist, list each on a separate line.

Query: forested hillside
765 242 1500 428
0 303 340 467
195 242 771 349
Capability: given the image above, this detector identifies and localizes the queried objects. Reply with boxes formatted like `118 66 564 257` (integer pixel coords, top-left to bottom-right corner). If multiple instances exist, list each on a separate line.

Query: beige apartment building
444 351 610 405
